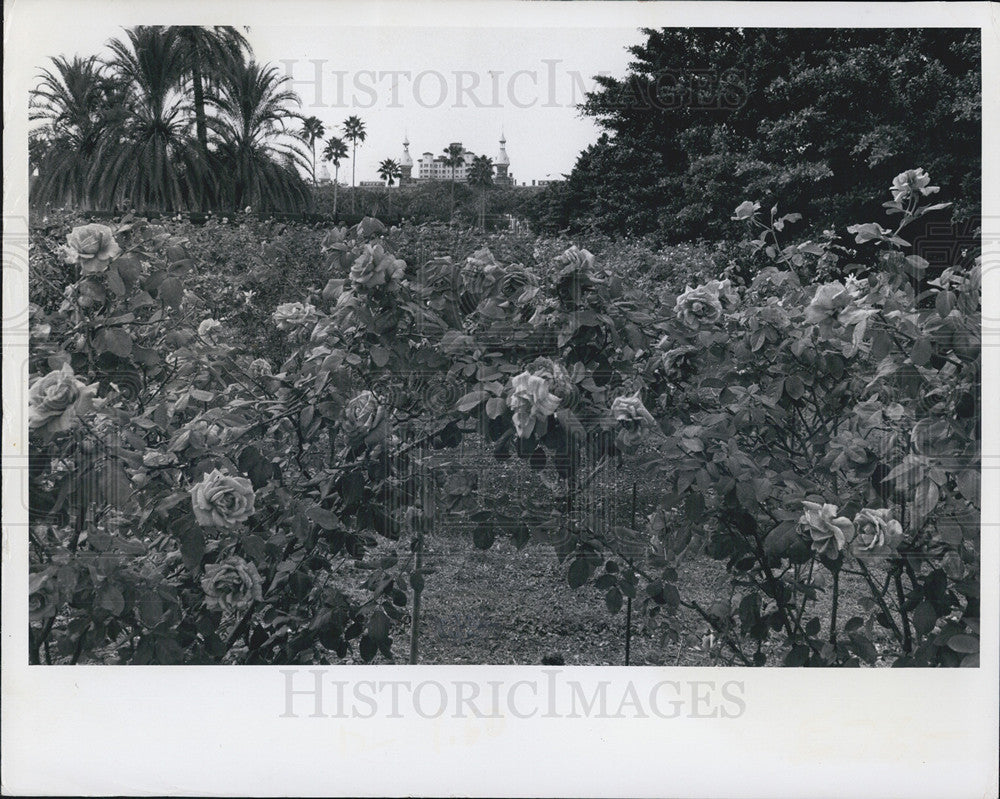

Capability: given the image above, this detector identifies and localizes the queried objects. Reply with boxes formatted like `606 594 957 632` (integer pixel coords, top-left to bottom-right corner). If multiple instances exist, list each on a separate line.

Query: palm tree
29 55 122 207
173 26 250 163
442 142 465 223
468 155 494 230
322 134 348 218
377 158 401 217
207 58 311 211
91 26 209 211
342 115 366 213
299 115 325 186
377 158 401 187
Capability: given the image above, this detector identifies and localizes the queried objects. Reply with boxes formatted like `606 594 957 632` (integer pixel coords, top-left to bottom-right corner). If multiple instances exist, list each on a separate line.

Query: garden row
27 169 980 666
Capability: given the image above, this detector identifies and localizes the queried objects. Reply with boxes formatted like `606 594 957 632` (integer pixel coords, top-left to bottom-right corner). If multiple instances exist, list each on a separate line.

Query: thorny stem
894 566 913 653
856 557 903 643
829 569 840 645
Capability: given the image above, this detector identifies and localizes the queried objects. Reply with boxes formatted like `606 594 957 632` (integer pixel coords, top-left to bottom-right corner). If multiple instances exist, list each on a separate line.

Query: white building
402 133 513 185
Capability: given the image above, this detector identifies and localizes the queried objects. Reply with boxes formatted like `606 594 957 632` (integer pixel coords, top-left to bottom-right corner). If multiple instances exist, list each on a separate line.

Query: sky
24 20 646 183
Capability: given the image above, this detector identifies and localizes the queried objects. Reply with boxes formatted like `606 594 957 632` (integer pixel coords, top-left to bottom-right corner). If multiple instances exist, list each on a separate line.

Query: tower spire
495 128 510 184
399 129 413 180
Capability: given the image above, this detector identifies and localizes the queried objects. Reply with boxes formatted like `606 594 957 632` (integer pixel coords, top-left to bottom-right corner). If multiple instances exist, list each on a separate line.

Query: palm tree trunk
351 143 357 214
450 169 456 223
333 165 339 218
192 55 209 159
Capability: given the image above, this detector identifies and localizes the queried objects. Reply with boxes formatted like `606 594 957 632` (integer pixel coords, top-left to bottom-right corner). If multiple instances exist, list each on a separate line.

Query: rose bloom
499 266 539 302
350 245 405 289
800 501 855 559
197 318 223 341
890 168 939 203
703 278 739 309
28 364 98 434
171 419 225 451
63 224 121 273
553 245 595 273
321 227 348 251
29 577 57 622
804 282 850 324
272 302 319 332
530 357 574 404
852 508 903 559
201 556 263 613
190 469 256 529
342 390 386 441
660 345 699 377
507 371 561 439
674 284 724 329
611 393 655 426
248 358 273 378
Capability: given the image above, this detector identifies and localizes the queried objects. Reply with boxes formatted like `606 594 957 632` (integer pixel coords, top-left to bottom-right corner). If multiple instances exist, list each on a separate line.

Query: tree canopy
531 28 980 242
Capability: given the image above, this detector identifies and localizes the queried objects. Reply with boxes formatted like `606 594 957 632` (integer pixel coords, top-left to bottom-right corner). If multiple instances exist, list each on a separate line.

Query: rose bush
26 170 979 667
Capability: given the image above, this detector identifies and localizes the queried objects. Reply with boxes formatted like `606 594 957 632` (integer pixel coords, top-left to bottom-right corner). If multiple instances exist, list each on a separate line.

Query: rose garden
26 164 981 666
22 24 982 667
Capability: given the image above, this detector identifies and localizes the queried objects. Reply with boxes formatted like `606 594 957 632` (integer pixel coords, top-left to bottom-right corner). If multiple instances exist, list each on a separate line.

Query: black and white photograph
3 1 998 796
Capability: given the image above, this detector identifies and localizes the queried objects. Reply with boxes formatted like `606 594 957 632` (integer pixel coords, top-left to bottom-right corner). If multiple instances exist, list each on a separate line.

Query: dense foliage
531 29 980 243
311 183 546 230
30 26 310 213
27 167 979 666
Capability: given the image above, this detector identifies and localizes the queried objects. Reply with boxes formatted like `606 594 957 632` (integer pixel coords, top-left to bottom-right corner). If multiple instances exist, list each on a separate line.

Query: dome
495 130 509 166
400 135 413 167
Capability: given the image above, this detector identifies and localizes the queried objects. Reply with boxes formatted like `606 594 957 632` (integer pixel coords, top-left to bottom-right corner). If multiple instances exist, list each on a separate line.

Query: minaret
495 129 510 185
399 132 414 183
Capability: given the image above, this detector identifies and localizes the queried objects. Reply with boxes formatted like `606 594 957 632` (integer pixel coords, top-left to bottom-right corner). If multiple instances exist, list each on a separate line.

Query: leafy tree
29 55 125 208
174 26 250 163
377 158 401 187
91 26 210 211
299 115 325 186
467 154 494 230
342 115 366 213
322 135 349 218
207 58 311 212
442 142 465 223
378 158 401 216
31 26 313 213
539 28 980 243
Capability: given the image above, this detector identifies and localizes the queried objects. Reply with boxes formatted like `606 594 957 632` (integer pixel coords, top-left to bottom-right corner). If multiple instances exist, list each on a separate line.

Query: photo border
3 2 998 796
